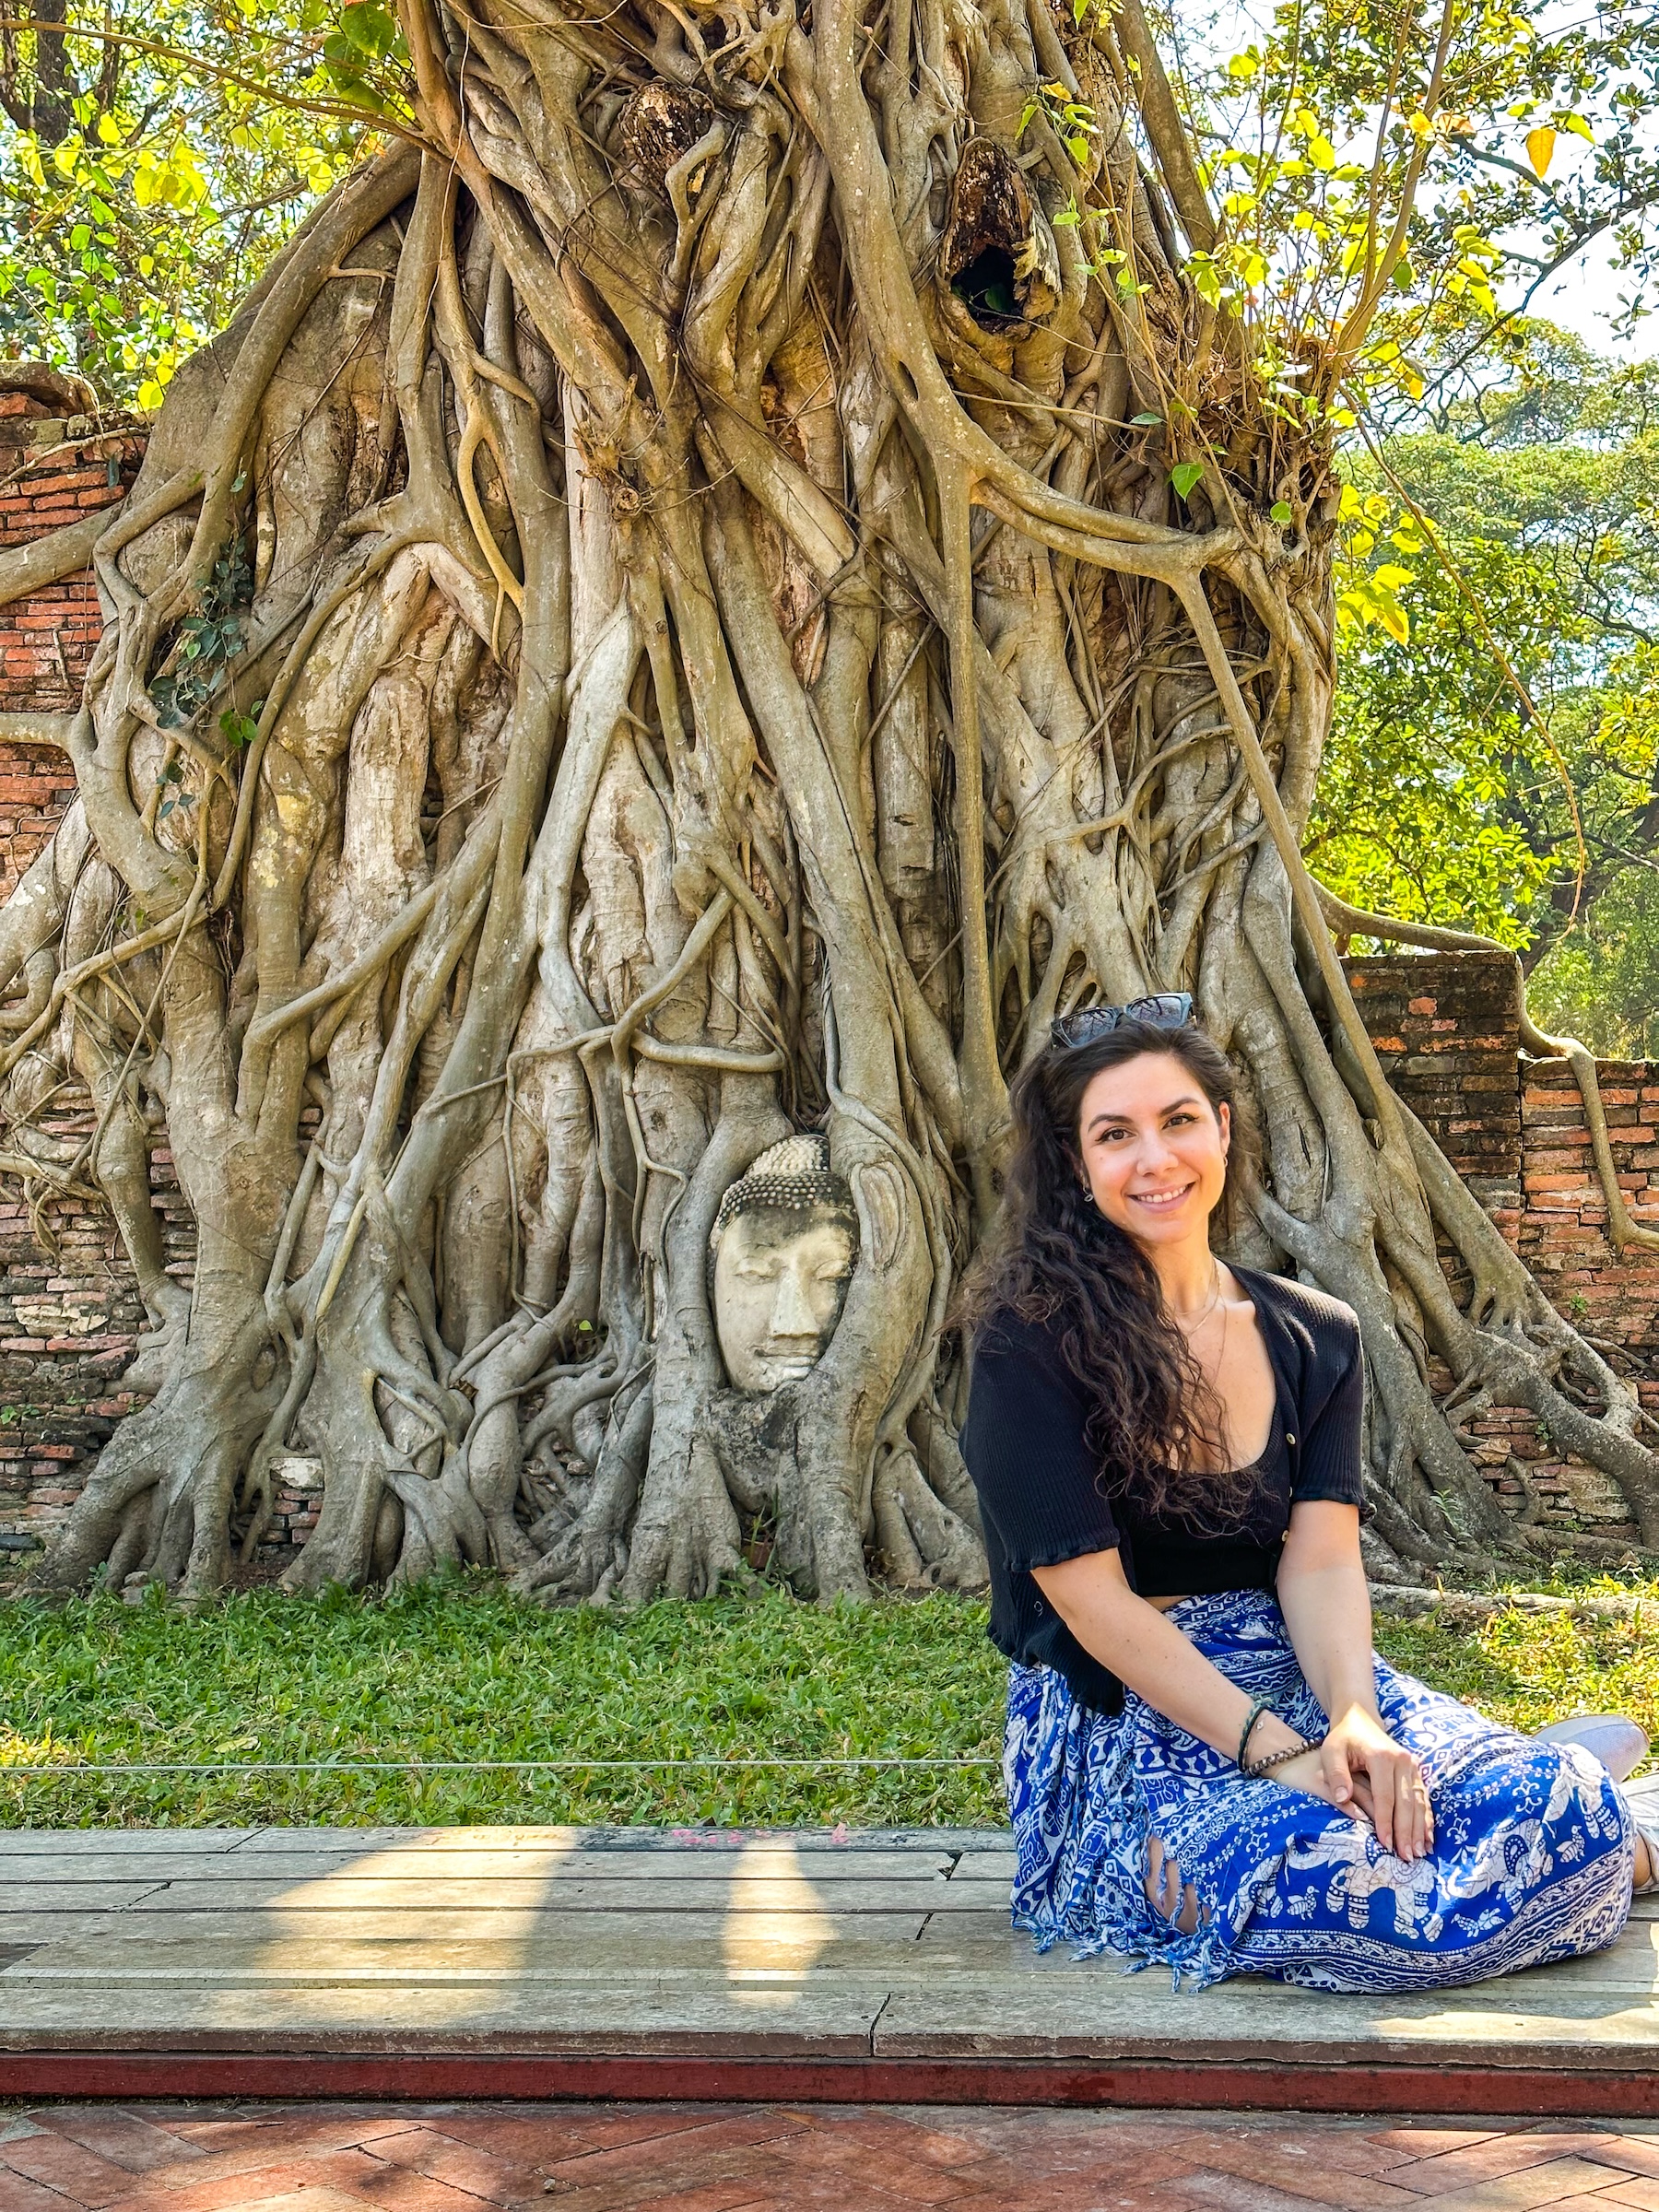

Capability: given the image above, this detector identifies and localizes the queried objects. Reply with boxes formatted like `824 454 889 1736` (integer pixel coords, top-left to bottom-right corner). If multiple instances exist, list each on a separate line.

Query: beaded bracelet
1244 1737 1314 1779
1236 1698 1272 1771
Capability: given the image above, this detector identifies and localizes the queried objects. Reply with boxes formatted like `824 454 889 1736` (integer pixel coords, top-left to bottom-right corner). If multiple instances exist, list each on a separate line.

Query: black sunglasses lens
1052 994 1193 1050
1125 993 1194 1027
1051 1006 1115 1049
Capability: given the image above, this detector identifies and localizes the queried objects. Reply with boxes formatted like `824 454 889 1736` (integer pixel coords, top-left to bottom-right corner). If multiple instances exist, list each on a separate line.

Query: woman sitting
960 996 1654 1994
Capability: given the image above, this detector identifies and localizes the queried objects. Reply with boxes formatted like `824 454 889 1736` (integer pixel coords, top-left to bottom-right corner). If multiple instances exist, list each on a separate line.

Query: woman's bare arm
1276 1500 1378 1719
1032 1547 1310 1768
1277 1500 1431 1857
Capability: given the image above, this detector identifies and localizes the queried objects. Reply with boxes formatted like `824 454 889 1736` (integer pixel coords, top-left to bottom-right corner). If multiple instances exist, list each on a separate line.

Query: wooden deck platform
4 1823 1659 2116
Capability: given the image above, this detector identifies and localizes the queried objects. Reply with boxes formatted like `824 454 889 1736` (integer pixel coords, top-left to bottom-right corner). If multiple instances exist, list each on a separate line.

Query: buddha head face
710 1135 859 1394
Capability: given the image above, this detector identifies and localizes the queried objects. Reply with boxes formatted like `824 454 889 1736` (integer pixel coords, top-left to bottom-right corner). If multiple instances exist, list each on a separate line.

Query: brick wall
1346 950 1522 1212
0 394 143 902
1345 950 1659 1546
0 395 180 1564
0 1107 193 1560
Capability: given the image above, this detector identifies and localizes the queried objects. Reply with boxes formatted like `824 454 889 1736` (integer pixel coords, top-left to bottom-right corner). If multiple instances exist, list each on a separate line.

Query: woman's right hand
1262 1741 1434 1864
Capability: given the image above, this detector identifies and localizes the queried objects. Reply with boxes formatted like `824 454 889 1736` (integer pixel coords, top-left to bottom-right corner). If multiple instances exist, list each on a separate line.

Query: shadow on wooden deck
1 1826 1656 2115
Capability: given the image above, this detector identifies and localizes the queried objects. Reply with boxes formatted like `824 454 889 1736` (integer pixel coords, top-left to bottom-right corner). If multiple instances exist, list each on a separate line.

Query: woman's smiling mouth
1129 1182 1194 1209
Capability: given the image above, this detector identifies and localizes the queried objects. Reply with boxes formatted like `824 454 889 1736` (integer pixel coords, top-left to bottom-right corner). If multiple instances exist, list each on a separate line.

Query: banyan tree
3 0 1656 1604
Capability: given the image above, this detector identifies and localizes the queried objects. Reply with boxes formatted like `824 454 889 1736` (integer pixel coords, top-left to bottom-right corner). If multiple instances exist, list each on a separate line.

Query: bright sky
1526 233 1649 359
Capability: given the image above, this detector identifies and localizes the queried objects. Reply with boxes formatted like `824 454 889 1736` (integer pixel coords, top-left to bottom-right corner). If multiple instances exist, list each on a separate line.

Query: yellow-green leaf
1171 461 1206 501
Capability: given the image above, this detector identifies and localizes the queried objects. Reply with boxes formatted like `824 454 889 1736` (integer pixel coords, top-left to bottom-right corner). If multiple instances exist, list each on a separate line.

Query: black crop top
959 1265 1367 1714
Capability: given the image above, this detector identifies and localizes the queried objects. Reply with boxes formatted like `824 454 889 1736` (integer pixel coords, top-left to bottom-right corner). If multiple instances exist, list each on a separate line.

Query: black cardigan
959 1265 1367 1713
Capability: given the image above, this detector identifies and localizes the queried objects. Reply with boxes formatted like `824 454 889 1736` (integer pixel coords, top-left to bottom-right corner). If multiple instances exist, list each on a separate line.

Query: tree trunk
7 0 1657 1604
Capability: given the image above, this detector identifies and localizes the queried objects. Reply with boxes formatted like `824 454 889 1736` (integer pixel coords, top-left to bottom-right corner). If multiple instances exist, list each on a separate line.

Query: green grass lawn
0 1571 1655 1830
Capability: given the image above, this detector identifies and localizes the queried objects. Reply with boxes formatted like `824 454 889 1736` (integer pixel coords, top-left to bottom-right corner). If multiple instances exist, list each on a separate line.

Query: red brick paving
8 2106 1659 2212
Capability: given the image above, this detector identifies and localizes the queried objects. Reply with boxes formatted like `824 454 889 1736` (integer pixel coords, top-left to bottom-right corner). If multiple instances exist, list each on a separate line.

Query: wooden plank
873 1978 1659 2065
5 1962 1659 2071
118 1875 952 1912
0 1830 260 1854
15 1918 1657 2004
0 1884 171 1912
0 1847 956 1886
4 1952 933 1987
12 1906 933 1946
8 1915 936 1978
915 1907 1659 1990
914 1879 1016 1911
951 1852 1016 1881
0 1977 891 2054
223 1825 1002 1854
0 1916 149 1945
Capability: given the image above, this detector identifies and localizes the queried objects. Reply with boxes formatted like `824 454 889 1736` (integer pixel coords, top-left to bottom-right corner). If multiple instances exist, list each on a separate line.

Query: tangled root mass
5 0 1656 1606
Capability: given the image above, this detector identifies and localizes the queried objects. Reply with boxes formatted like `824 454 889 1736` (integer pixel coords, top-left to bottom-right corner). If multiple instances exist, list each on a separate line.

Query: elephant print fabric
1005 1588 1635 1993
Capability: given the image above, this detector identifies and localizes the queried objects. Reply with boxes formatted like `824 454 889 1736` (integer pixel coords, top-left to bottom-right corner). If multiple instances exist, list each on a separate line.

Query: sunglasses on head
1050 993 1194 1051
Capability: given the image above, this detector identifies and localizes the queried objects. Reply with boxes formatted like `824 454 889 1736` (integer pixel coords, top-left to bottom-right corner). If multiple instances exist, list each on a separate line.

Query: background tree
1320 341 1659 1053
7 0 1659 1604
0 2 400 402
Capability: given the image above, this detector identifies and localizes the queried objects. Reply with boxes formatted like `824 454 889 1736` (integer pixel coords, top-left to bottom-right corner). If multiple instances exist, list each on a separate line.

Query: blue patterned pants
1006 1587 1635 1992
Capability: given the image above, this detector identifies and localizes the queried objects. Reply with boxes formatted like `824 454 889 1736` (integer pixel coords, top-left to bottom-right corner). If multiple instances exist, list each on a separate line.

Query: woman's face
1075 1052 1230 1252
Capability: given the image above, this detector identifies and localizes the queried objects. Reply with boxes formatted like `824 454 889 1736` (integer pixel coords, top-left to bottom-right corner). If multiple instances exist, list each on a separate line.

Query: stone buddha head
709 1134 860 1393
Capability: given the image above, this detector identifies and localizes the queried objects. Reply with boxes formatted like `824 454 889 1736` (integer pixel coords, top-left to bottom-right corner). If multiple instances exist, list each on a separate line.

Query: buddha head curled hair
709 1135 861 1394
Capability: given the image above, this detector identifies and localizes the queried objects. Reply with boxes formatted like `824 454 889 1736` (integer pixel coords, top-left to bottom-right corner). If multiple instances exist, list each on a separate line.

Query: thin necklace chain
1182 1263 1231 1472
1176 1259 1226 1335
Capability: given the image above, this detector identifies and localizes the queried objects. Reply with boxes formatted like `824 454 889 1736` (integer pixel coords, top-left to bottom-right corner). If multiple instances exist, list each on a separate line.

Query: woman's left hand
1319 1705 1434 1860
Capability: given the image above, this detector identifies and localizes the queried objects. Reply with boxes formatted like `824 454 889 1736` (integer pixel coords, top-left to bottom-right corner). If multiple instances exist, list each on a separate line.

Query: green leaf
1270 500 1293 525
1171 461 1206 501
339 0 400 55
1130 411 1163 426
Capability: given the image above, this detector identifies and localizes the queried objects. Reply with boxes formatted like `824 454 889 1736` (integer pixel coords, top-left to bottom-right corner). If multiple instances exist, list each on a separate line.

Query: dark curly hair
960 1017 1263 1529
